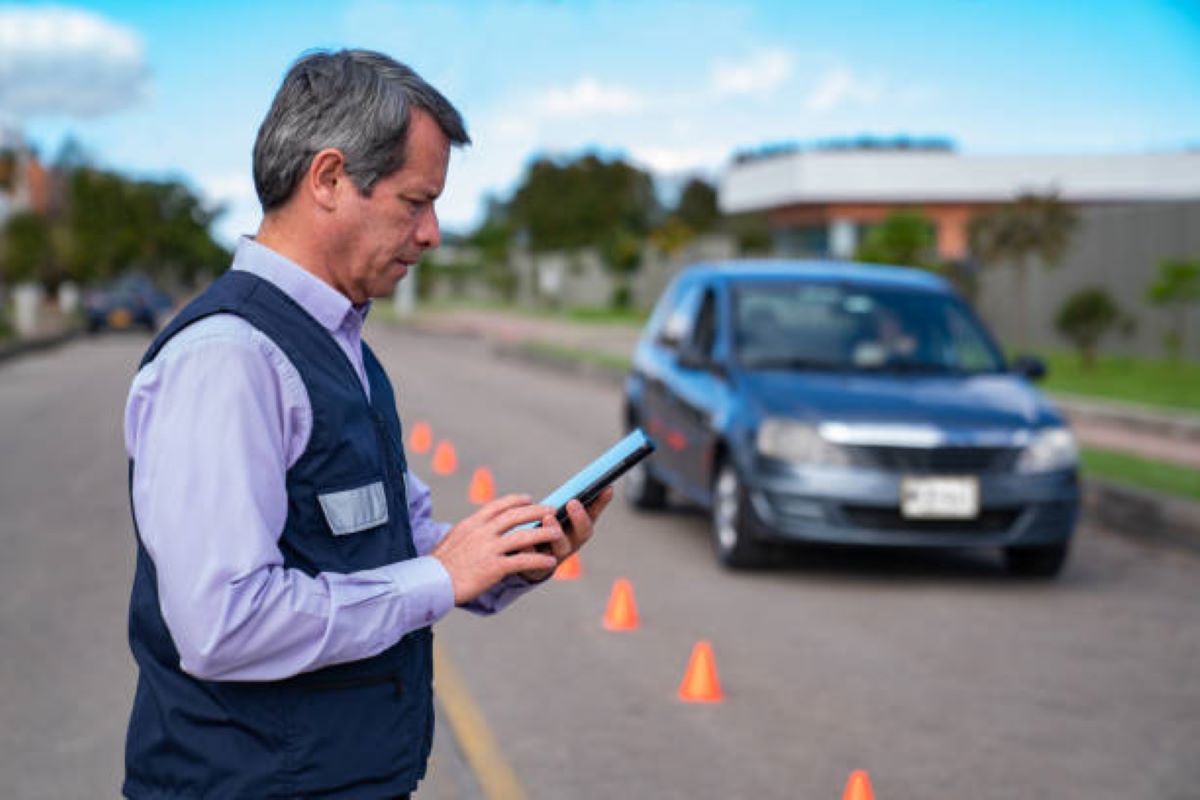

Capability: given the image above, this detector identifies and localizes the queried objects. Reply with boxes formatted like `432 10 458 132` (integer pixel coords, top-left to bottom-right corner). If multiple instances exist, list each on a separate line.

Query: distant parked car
622 261 1080 577
84 274 174 333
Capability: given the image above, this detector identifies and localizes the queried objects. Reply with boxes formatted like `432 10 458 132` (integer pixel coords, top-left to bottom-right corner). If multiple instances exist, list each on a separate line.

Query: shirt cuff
378 555 456 629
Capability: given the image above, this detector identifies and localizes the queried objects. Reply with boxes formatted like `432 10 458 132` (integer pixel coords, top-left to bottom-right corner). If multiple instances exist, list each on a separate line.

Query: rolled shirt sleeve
126 317 457 682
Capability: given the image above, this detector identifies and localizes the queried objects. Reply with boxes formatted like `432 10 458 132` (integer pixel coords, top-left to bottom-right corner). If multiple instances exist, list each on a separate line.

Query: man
123 49 611 798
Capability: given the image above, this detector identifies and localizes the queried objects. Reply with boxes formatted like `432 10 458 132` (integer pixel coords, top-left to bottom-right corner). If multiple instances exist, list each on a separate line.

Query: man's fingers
544 514 573 559
505 550 558 575
490 503 554 533
502 522 563 553
586 486 615 519
473 494 534 522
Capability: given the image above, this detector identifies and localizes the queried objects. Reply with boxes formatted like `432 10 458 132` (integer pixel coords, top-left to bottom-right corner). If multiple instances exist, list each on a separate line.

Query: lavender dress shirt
125 238 532 682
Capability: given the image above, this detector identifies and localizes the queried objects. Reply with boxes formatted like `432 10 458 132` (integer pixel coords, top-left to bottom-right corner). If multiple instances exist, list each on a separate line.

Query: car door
638 281 704 493
665 285 728 495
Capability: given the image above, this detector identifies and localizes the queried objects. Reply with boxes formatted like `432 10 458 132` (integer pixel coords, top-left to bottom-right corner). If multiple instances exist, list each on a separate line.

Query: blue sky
3 0 1198 245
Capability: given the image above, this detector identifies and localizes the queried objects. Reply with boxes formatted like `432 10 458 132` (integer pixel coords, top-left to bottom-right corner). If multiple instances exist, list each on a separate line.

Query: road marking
433 640 527 800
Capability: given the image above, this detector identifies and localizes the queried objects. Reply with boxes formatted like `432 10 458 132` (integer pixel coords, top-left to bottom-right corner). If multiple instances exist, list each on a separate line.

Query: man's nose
416 206 441 249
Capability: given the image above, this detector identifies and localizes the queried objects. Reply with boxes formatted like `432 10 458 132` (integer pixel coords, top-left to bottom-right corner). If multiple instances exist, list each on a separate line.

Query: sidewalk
0 304 81 365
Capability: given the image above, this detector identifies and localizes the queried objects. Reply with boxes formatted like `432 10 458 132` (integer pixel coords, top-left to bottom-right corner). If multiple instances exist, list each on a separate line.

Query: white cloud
805 67 882 112
199 173 260 247
0 6 148 119
537 77 646 117
711 48 795 97
630 145 728 175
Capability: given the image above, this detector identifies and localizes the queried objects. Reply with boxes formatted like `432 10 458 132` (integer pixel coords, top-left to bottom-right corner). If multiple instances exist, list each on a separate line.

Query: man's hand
430 494 565 605
518 485 614 583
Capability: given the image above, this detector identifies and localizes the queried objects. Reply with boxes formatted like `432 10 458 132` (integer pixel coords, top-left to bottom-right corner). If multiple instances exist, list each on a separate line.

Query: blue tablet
515 429 656 530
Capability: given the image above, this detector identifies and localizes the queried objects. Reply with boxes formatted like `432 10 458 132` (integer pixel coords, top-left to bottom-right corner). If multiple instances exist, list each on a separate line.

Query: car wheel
624 457 667 510
711 461 772 569
1003 543 1068 578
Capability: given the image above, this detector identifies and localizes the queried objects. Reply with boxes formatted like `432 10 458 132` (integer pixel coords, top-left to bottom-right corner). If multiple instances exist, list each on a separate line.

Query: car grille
846 445 1020 474
841 505 1022 533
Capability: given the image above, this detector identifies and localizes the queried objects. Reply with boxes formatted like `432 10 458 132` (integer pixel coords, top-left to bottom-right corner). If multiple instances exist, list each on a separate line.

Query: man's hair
253 49 470 211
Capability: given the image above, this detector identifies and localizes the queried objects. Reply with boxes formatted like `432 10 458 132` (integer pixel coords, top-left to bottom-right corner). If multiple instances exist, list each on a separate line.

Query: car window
657 284 704 350
733 281 1005 373
689 289 719 358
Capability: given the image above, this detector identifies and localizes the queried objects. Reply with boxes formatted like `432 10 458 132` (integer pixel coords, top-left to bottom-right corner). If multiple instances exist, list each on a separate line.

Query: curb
1082 478 1200 554
493 341 628 386
1052 393 1200 445
0 328 82 367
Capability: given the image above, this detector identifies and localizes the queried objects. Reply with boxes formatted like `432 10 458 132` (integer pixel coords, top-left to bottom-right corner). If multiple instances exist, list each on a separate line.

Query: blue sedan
622 261 1079 576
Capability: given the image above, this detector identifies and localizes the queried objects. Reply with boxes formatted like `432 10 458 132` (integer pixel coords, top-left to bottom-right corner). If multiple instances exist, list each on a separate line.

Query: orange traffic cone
842 770 875 800
408 421 433 454
431 441 457 476
467 467 496 504
602 578 639 631
553 553 582 581
677 640 724 703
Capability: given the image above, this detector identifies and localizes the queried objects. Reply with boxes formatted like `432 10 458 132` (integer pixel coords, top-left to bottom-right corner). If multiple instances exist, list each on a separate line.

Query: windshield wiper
869 360 955 374
741 357 847 371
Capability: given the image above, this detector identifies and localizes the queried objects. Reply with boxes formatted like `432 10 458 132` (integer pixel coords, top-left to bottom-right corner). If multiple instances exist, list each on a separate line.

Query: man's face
332 108 450 304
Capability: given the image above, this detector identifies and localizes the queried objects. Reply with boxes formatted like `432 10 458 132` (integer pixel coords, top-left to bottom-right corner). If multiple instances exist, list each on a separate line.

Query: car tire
1003 543 1068 578
711 461 772 569
624 457 667 510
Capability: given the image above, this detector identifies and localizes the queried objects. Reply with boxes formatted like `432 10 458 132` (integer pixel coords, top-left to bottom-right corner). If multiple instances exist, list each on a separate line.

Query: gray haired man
122 49 611 798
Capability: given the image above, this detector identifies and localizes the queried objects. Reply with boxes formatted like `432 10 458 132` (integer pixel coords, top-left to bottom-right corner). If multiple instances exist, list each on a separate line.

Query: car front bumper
741 458 1080 548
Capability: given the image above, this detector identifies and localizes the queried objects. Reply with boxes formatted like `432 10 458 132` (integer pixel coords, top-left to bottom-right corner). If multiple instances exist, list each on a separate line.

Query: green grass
1037 351 1200 414
372 298 648 329
561 305 649 326
521 340 633 372
1081 447 1200 502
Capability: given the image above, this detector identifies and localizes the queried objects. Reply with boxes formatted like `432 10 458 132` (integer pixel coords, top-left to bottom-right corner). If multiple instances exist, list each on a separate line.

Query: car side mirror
677 347 726 377
1011 354 1047 382
676 347 707 370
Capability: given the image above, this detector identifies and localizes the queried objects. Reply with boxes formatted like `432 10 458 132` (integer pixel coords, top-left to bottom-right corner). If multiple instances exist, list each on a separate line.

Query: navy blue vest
124 271 433 798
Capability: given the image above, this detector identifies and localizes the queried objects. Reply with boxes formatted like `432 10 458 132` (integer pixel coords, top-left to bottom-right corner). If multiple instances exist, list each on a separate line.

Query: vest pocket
317 480 389 535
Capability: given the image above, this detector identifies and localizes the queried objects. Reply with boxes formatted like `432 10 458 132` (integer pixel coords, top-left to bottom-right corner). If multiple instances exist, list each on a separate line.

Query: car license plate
900 476 979 519
108 308 132 329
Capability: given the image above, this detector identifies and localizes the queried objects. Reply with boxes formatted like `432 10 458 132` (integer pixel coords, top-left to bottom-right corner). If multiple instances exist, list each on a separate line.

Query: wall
975 201 1200 359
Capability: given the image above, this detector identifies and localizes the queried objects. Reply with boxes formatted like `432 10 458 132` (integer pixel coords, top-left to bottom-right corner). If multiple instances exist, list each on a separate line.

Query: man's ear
308 148 347 212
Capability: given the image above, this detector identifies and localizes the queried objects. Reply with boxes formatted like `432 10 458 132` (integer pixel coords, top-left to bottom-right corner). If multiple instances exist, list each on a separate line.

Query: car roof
678 259 952 292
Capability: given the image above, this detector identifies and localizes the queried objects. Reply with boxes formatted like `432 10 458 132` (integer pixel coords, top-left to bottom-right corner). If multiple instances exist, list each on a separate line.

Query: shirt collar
230 237 357 333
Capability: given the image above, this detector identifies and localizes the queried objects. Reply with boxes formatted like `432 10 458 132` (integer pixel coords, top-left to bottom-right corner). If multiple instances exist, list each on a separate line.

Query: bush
1055 287 1131 369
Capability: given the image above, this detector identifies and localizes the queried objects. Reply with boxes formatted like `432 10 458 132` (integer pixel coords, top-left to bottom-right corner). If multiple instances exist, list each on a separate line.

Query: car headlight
756 419 850 466
1016 427 1078 473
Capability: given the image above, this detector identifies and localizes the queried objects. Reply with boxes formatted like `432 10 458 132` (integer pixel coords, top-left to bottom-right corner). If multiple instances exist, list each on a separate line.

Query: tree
725 212 772 256
507 154 659 253
970 192 1079 348
675 178 719 233
60 167 228 286
855 210 940 270
469 221 519 302
1146 257 1200 361
1055 287 1129 369
601 227 643 309
647 177 723 258
1 211 57 285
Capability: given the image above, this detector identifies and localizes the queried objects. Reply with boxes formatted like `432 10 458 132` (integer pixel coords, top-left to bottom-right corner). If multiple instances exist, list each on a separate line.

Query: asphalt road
1 327 1197 800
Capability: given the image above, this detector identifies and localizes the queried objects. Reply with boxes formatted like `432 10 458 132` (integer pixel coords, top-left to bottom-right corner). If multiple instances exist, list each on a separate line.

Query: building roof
719 150 1200 214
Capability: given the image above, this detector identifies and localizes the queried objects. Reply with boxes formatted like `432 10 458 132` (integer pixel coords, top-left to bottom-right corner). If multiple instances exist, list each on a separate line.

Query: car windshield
733 281 1006 374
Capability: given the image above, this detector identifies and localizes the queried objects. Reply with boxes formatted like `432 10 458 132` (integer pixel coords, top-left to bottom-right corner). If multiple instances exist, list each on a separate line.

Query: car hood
737 370 1063 431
